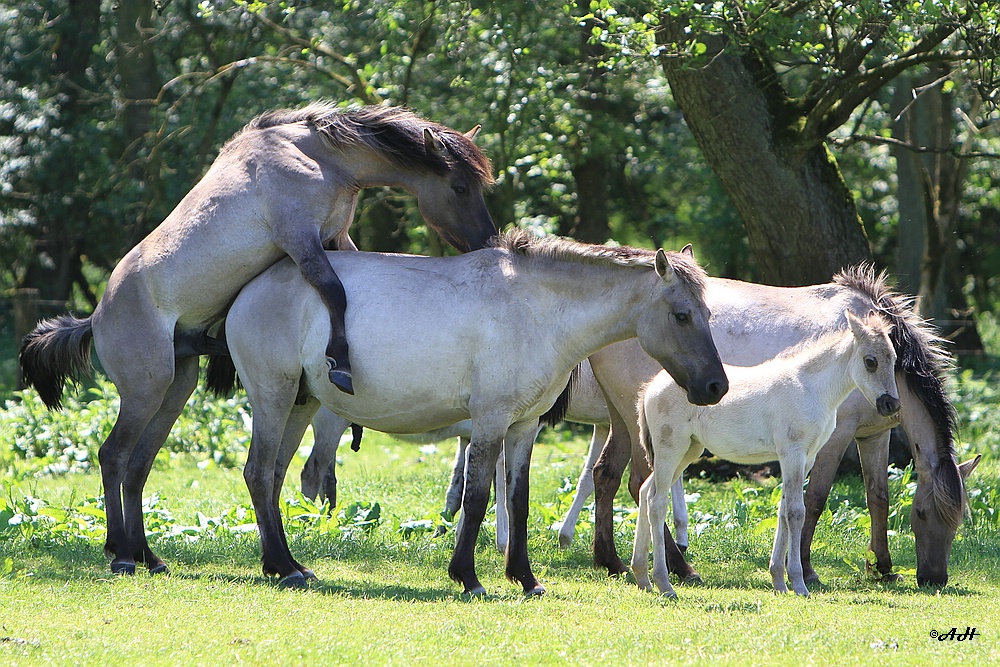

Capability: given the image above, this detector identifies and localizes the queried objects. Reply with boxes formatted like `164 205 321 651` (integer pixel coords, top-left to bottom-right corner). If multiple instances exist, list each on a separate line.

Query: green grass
2 419 999 666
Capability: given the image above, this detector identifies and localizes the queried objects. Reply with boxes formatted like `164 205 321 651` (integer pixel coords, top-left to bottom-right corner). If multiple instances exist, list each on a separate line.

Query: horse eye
453 184 468 195
864 355 878 372
674 312 690 324
915 508 928 522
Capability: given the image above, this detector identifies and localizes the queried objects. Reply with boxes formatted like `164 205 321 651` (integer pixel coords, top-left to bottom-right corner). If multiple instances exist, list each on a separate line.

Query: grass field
2 388 998 667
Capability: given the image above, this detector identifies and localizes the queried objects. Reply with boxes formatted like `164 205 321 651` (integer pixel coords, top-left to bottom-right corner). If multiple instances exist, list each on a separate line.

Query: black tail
350 423 363 452
205 354 241 397
540 364 581 427
19 314 94 410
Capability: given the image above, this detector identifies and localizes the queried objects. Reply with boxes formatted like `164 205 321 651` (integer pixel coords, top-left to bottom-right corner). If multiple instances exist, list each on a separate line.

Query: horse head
847 310 900 418
635 245 728 406
414 126 497 253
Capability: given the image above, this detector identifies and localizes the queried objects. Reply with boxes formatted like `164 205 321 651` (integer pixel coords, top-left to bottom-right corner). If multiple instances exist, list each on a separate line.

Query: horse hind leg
271 397 321 584
120 356 201 574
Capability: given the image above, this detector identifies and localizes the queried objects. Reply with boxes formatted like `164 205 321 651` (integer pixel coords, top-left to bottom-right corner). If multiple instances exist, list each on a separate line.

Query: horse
302 359 621 553
632 311 901 597
223 230 729 593
18 103 497 578
585 266 979 588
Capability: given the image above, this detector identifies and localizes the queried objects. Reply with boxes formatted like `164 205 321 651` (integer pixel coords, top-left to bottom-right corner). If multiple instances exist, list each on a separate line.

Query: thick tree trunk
658 32 871 286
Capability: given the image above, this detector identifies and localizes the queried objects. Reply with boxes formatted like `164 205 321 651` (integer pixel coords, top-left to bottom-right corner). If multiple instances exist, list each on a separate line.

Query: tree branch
830 133 1000 160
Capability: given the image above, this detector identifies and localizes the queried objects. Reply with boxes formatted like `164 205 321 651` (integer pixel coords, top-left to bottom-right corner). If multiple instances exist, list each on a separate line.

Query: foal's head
846 311 900 417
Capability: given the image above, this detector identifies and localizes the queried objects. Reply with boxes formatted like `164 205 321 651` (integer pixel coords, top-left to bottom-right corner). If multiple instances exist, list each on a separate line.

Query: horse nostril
708 380 728 401
877 394 900 417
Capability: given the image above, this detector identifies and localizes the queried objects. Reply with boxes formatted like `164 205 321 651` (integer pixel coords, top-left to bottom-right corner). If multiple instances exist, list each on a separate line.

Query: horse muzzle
876 394 901 417
687 376 729 407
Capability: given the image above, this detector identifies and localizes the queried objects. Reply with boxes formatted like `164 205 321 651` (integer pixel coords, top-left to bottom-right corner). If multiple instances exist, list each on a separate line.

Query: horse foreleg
494 449 508 554
302 407 350 504
857 430 897 582
671 476 689 552
502 420 544 596
444 437 470 520
273 397 321 580
449 432 504 595
558 424 607 549
592 413 631 576
120 356 200 574
801 420 856 584
277 233 353 395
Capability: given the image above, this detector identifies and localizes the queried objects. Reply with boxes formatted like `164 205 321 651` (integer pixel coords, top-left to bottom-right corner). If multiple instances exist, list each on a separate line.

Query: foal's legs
120 356 201 573
559 424 608 549
502 419 545 596
771 450 809 596
856 431 898 581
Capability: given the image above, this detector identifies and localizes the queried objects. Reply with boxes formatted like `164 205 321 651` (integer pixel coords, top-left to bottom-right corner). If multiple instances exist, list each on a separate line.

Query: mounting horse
633 312 900 597
224 231 728 593
18 103 497 578
586 266 979 587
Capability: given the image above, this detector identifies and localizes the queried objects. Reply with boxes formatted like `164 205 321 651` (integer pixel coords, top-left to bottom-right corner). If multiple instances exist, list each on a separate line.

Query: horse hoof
111 562 136 576
677 544 688 553
433 525 449 538
278 572 309 589
558 534 572 550
463 585 487 597
328 366 354 395
148 563 169 576
680 574 703 586
880 573 904 584
299 568 318 581
524 585 546 597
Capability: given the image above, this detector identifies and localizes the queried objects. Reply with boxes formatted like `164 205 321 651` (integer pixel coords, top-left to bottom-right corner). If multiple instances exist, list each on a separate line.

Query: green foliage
1 373 251 477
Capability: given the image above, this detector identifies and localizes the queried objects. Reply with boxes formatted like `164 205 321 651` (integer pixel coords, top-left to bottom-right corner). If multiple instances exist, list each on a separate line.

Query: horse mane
238 102 494 188
834 263 965 528
490 229 708 293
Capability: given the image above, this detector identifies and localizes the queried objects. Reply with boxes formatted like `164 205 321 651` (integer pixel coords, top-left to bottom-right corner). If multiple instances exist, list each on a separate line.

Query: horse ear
654 249 674 282
424 128 444 156
959 454 982 481
680 243 694 258
464 124 482 140
846 310 864 336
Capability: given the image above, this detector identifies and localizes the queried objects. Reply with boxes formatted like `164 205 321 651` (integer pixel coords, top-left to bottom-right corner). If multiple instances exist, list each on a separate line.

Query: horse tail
19 314 94 410
540 364 581 427
637 387 654 470
205 354 240 397
834 264 964 527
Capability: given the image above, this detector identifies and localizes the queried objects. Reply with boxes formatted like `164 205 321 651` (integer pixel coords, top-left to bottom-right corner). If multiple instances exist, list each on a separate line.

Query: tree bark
657 31 871 286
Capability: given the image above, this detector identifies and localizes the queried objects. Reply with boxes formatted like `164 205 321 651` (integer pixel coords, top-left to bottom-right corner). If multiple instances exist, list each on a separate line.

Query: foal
632 311 900 597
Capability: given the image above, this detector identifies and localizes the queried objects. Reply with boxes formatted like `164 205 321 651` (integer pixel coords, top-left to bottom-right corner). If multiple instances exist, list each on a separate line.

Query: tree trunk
568 155 611 243
657 31 871 286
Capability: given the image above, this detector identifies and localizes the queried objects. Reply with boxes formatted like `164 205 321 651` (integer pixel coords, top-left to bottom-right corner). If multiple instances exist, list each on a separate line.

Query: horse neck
518 258 652 362
792 331 860 413
339 146 415 191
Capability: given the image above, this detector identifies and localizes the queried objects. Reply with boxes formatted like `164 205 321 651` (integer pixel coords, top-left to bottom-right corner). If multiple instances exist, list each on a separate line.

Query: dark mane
834 264 965 527
239 102 494 188
490 229 707 293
